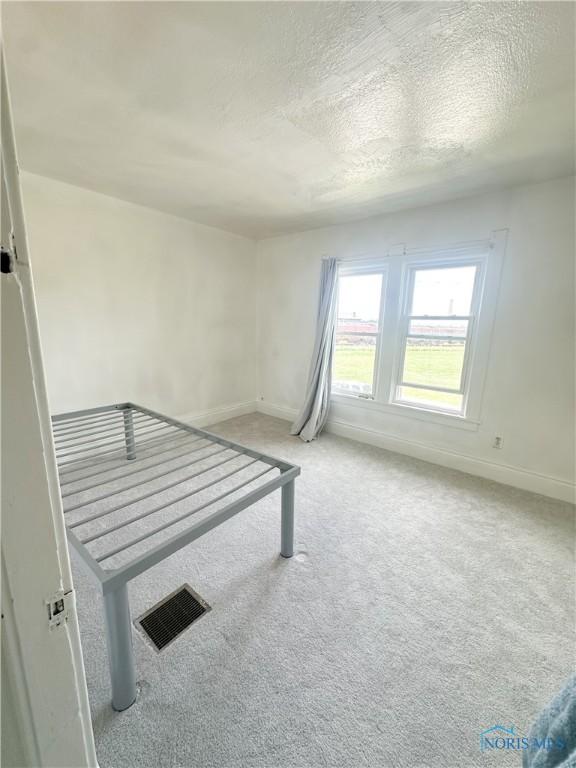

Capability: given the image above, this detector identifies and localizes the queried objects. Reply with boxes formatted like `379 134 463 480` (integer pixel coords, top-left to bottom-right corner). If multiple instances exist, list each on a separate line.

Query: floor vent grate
135 584 211 652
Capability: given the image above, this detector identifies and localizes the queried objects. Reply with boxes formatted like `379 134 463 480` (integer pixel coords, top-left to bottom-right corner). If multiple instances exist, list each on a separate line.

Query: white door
1 45 97 768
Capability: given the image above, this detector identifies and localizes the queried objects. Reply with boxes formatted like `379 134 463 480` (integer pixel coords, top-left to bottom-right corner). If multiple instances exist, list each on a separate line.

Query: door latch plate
46 590 71 629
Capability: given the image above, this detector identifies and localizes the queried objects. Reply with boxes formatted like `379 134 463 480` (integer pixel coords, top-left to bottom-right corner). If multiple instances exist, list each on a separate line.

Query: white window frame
391 256 485 416
331 231 506 429
332 260 388 400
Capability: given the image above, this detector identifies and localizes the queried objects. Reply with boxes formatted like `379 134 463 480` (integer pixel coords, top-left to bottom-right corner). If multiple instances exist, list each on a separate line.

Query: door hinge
1 246 15 274
1 233 18 273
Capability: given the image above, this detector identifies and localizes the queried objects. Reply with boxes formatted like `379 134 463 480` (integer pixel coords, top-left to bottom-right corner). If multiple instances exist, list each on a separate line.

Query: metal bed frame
51 402 300 711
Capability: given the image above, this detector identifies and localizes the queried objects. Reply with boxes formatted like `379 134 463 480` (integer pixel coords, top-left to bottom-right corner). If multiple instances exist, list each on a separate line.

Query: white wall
21 172 575 501
257 177 576 501
21 173 257 422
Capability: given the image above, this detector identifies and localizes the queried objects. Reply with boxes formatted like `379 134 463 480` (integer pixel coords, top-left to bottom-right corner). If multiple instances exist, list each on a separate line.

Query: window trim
332 263 388 400
391 256 486 416
331 391 481 431
330 231 507 427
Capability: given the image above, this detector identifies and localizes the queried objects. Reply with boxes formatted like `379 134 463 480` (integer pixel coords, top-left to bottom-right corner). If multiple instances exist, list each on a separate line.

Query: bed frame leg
123 409 136 460
103 584 137 712
280 480 294 558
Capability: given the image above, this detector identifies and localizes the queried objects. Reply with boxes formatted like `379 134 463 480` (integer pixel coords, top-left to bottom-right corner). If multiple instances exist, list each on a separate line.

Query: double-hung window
394 262 482 415
332 266 386 398
331 236 503 423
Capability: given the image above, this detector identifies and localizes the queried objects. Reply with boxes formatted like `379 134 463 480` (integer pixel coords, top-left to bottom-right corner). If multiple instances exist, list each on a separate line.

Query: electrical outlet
493 436 503 449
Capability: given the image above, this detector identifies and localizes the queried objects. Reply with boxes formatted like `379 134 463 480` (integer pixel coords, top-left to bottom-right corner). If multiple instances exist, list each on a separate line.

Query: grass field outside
333 343 464 410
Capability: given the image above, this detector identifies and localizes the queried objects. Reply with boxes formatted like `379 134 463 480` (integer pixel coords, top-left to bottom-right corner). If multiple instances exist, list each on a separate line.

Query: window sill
330 392 480 431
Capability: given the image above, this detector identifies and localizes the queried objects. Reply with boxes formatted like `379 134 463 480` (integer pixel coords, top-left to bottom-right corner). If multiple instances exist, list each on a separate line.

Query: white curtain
290 257 338 442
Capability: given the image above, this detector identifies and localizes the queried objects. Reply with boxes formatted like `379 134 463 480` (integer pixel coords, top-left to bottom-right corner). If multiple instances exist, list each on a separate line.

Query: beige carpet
71 413 575 768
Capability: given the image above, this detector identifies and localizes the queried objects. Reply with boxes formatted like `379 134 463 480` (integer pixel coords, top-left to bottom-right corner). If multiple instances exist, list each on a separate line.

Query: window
332 269 385 398
394 263 481 415
330 236 503 424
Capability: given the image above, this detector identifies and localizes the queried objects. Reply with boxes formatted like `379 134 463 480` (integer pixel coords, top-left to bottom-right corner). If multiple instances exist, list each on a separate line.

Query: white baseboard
256 401 575 503
257 400 298 422
178 400 257 428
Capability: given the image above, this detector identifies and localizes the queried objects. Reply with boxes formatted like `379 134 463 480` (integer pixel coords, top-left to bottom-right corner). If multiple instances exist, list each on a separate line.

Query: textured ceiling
3 1 575 238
